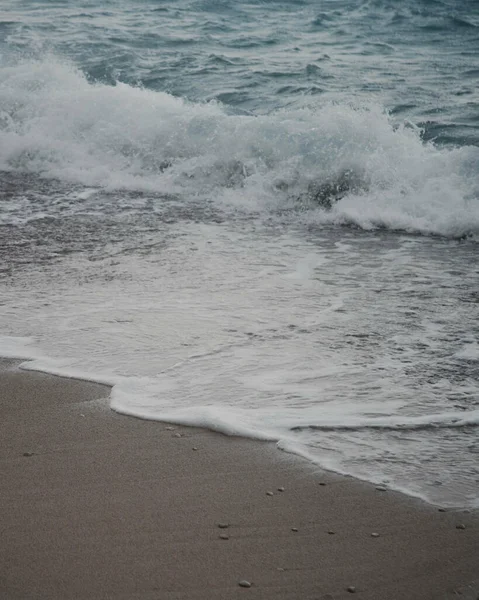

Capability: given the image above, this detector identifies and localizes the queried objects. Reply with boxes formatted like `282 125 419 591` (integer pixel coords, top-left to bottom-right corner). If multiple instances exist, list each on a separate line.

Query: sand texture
1 360 478 600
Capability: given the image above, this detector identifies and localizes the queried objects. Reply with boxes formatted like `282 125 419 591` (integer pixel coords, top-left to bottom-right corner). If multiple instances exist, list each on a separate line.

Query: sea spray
1 57 478 237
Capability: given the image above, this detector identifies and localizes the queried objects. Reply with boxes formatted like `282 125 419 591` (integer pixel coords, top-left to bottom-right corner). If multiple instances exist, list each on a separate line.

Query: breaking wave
1 56 478 237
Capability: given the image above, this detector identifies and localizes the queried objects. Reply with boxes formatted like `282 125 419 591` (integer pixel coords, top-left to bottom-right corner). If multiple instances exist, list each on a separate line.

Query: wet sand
1 359 478 599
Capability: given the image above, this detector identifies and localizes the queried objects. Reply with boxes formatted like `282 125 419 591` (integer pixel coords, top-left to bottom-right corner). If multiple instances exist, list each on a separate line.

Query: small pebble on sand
192 447 198 451
347 586 356 593
173 432 182 438
328 530 335 535
165 426 175 431
218 523 229 529
23 452 34 457
371 532 380 538
291 527 298 532
456 524 466 530
277 486 285 492
219 534 229 540
376 486 387 492
266 491 274 496
238 580 252 588
319 482 327 486
438 508 446 512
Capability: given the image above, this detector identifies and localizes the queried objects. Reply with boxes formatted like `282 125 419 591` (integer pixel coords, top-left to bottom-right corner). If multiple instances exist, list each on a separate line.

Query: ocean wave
1 56 478 237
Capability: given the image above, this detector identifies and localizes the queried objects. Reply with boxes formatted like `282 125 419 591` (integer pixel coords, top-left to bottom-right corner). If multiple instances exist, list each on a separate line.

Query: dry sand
1 359 478 600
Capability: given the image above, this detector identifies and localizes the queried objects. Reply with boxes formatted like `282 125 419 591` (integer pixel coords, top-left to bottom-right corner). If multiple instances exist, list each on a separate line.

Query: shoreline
1 359 478 599
8 356 477 511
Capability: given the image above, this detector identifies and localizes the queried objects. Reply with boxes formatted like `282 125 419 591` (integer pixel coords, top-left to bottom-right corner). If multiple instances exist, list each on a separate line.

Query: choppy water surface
1 0 478 506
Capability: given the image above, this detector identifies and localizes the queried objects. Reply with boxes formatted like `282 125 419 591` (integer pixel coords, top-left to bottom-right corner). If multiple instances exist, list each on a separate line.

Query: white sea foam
1 55 479 508
4 331 479 508
0 335 42 360
1 221 478 507
1 57 478 237
2 0 479 517
455 342 479 361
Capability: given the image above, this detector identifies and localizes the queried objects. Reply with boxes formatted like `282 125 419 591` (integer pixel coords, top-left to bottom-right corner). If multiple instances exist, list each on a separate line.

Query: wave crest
1 56 478 237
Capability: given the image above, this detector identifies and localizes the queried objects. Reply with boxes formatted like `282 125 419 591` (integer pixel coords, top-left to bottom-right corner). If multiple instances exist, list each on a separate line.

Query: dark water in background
3 0 479 138
1 0 479 507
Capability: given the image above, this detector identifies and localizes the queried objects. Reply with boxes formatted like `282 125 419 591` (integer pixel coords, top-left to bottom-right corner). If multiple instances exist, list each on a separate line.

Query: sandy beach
1 358 478 600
